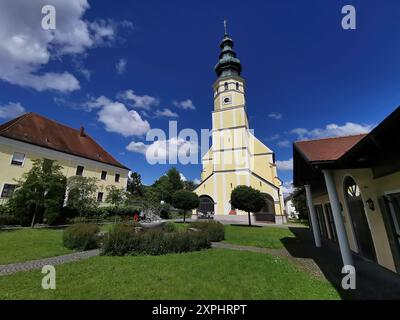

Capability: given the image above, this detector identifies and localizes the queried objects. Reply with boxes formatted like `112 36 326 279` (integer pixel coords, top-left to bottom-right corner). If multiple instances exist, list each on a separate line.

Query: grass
173 222 296 249
0 248 339 300
224 225 296 249
0 229 72 265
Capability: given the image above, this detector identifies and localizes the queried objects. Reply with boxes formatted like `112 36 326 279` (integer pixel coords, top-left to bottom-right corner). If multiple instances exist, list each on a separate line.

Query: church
193 25 285 224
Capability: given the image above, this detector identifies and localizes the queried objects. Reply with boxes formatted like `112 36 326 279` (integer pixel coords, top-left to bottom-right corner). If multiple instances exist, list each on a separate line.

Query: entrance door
379 193 400 273
255 193 276 222
344 177 377 261
198 196 215 216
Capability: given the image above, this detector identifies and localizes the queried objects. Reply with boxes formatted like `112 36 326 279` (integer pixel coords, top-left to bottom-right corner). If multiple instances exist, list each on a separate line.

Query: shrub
161 222 177 233
63 223 100 251
189 220 225 242
70 216 90 224
0 214 19 226
159 207 170 219
101 224 210 256
0 205 19 226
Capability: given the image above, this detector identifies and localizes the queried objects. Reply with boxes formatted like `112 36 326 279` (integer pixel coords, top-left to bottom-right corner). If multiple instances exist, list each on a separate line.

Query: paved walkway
0 249 99 276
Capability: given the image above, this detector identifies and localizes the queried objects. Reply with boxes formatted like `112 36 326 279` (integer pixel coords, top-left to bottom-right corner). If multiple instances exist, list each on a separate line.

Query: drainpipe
322 170 353 267
304 184 322 248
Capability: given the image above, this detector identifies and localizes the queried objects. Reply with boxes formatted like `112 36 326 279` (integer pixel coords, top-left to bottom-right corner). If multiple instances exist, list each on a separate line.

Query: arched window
343 176 377 261
236 82 239 90
224 82 228 91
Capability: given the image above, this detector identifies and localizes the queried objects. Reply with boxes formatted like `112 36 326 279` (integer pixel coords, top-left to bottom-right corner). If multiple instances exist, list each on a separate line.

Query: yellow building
0 112 130 205
293 106 400 274
194 27 285 224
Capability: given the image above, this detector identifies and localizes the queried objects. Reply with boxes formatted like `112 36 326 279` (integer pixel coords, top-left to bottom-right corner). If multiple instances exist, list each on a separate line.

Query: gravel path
0 249 100 276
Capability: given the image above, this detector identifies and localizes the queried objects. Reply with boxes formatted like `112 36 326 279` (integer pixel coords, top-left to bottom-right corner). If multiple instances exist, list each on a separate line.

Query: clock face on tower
223 96 231 105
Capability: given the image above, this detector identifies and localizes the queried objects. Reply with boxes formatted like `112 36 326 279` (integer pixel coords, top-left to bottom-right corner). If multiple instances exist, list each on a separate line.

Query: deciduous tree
231 186 265 226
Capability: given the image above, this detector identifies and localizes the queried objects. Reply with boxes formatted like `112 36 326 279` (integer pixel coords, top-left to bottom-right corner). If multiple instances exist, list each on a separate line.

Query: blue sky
1 1 400 192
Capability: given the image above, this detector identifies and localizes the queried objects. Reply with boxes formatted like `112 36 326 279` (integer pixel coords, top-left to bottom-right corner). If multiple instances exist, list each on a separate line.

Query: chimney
79 127 85 137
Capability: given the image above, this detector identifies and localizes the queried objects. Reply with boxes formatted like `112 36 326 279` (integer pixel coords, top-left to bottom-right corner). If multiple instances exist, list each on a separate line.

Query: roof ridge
294 133 368 144
0 112 129 170
28 112 84 135
0 112 32 133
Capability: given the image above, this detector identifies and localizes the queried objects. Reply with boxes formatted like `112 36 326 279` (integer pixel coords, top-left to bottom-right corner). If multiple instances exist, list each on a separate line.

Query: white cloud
115 58 127 75
154 108 179 118
117 89 159 110
125 141 148 154
276 158 293 171
268 112 282 120
126 137 198 163
173 99 196 110
193 178 200 185
281 181 294 196
0 102 26 119
89 96 150 137
277 140 290 148
179 173 187 181
291 122 374 140
0 0 129 92
265 134 280 141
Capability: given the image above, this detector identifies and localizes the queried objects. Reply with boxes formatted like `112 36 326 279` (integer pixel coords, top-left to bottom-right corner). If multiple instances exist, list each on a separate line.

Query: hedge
101 224 210 256
189 220 225 242
63 223 101 251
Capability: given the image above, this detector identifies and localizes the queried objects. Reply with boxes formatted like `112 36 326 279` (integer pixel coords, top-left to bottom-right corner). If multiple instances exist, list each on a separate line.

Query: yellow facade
312 168 400 273
0 136 129 205
194 76 285 223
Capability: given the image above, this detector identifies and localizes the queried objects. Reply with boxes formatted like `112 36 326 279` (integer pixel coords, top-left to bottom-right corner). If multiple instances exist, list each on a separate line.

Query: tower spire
223 19 228 36
214 23 242 78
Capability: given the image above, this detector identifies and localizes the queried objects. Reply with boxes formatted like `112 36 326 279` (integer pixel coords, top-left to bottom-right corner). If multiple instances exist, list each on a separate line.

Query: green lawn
0 229 72 265
224 225 296 249
0 249 339 300
174 222 296 249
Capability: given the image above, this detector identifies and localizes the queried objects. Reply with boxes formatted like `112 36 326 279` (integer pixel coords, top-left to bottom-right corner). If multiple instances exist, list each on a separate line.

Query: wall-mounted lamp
366 198 375 211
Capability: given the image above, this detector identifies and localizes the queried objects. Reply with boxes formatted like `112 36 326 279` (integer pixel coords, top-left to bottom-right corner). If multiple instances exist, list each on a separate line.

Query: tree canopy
231 186 265 226
127 171 144 196
167 167 184 192
66 176 98 216
8 158 66 226
171 189 199 222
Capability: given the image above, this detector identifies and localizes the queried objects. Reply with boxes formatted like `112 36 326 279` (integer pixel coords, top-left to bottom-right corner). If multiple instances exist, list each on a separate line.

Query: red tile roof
294 134 367 162
0 112 129 170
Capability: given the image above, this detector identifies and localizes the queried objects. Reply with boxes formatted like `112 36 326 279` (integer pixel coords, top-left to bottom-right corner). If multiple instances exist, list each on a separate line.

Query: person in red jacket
133 210 139 221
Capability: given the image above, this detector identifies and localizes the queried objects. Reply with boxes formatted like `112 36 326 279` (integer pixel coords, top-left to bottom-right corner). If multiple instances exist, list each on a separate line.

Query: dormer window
11 152 25 166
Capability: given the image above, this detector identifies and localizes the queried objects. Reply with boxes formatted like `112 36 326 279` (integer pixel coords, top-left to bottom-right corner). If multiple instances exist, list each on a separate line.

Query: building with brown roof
293 106 400 275
0 112 130 205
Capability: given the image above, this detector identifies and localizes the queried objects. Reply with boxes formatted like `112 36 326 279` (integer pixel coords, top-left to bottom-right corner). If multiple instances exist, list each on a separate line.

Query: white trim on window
10 152 25 167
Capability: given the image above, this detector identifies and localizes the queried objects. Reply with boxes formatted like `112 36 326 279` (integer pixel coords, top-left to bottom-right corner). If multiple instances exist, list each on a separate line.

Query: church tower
194 23 285 224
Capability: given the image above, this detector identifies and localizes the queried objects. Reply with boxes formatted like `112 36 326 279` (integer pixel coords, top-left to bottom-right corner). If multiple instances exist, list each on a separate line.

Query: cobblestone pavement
0 249 100 276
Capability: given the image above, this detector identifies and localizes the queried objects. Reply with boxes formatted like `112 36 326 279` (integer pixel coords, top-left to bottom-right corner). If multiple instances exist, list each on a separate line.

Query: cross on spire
223 19 228 35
